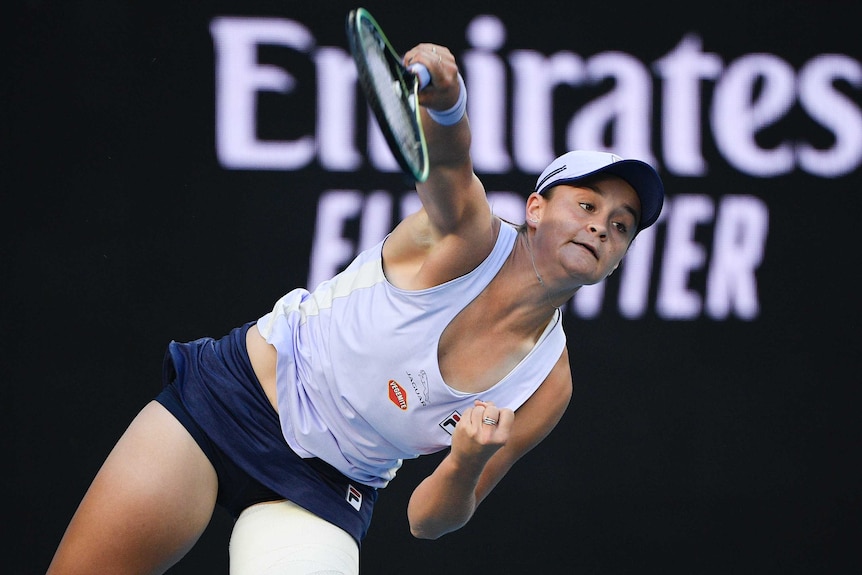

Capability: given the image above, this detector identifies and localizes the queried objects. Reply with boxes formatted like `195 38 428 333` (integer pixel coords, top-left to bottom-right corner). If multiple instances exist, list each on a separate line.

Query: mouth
573 241 598 260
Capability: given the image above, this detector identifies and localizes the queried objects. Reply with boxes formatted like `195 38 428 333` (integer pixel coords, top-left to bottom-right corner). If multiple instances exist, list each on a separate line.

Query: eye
612 221 629 234
579 202 595 213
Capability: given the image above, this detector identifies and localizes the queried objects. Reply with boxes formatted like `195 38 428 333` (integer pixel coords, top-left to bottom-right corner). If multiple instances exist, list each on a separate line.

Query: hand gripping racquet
346 7 430 183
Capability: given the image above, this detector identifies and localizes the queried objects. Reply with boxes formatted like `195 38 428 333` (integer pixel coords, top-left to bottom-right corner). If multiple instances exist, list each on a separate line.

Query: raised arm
404 44 488 234
406 350 573 540
382 44 497 290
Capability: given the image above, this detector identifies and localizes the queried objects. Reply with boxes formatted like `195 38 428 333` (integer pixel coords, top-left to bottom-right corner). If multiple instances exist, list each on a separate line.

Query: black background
6 0 861 573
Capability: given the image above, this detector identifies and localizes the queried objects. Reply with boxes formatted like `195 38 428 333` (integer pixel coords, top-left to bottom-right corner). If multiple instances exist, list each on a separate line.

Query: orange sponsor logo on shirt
388 379 408 410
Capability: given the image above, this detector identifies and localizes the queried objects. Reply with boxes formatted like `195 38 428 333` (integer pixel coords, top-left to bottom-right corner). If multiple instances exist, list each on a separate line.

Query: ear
525 192 544 227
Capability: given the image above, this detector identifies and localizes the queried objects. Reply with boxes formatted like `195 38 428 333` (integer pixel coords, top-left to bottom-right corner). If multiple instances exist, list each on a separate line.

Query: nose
588 222 608 239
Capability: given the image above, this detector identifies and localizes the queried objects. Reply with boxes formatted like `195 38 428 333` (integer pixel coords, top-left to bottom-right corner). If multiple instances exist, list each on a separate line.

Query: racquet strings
356 24 424 176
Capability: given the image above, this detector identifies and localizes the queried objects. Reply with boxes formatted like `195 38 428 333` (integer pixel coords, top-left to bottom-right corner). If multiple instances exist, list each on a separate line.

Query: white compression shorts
229 500 359 575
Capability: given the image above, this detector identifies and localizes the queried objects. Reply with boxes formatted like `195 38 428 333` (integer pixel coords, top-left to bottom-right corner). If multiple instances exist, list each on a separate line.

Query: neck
525 233 558 311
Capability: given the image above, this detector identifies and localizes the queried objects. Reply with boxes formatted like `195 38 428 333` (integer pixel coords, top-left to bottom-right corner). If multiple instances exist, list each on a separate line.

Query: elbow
410 524 441 540
408 516 443 540
409 523 447 540
408 517 466 540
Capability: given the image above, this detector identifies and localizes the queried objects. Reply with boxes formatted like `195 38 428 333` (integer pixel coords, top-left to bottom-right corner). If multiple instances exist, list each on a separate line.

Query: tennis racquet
346 7 430 183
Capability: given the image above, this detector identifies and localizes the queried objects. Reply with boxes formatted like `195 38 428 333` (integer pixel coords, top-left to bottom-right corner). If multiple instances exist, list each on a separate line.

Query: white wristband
427 73 467 126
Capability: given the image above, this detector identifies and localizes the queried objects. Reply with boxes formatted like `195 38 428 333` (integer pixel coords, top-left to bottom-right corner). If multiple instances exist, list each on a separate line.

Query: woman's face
531 175 641 286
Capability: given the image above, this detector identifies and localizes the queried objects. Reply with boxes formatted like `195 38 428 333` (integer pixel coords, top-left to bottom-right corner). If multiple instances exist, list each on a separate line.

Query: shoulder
382 208 501 290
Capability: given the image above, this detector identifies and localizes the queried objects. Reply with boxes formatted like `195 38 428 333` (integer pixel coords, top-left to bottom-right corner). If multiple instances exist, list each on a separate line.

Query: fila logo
439 410 461 435
346 484 362 511
388 379 408 410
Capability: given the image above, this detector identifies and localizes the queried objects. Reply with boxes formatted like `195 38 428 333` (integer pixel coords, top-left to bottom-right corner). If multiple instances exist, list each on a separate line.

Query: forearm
420 72 471 169
406 451 484 539
415 107 481 230
422 109 472 169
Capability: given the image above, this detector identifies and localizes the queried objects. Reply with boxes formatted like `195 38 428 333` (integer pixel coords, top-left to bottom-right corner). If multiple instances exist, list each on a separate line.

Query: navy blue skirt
157 322 377 544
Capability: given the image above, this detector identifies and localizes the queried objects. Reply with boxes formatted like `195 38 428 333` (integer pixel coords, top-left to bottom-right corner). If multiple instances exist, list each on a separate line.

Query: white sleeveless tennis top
257 222 566 488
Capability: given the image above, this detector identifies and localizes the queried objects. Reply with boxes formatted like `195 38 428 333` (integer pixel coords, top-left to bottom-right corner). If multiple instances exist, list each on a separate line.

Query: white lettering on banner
210 18 316 169
465 16 513 171
564 195 766 320
707 196 769 320
315 47 362 171
210 15 862 176
797 54 862 176
654 35 723 175
311 191 767 320
712 54 797 177
208 15 861 319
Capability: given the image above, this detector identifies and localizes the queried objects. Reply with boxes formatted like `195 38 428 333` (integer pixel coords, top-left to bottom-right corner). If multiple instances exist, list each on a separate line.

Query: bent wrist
428 73 467 126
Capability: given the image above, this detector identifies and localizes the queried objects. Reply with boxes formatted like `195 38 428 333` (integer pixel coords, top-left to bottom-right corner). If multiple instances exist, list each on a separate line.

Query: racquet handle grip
408 63 431 90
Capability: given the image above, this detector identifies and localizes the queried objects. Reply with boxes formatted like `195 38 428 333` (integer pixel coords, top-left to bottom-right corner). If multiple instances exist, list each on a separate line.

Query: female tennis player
47 42 664 575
